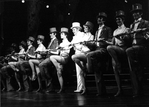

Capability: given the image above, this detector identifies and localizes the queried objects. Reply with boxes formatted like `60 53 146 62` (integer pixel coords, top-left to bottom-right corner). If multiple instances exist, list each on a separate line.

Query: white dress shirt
132 18 142 44
59 39 71 57
81 32 94 52
113 24 128 46
71 31 85 54
35 43 46 58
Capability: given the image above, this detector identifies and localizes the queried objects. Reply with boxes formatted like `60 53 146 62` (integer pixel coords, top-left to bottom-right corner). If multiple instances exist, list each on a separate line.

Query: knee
50 56 54 61
126 48 132 56
107 45 113 52
71 55 75 61
86 53 92 59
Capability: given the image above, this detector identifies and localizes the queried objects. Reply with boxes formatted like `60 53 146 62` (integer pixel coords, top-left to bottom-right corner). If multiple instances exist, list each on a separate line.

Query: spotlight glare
46 5 49 8
22 0 25 3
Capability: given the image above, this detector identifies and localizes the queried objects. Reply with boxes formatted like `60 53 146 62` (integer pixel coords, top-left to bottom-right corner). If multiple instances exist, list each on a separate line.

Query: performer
71 21 94 94
15 36 36 92
8 41 26 71
50 27 71 93
28 35 46 92
70 22 86 93
107 10 130 96
126 3 149 98
86 12 112 96
38 27 59 93
0 42 26 92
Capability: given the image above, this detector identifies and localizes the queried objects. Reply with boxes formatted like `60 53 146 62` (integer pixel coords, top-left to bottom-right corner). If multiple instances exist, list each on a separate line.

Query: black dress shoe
46 90 55 93
57 89 65 93
133 93 144 98
35 88 44 93
2 88 7 92
96 93 107 97
81 90 87 95
25 88 33 92
114 91 123 97
16 87 25 92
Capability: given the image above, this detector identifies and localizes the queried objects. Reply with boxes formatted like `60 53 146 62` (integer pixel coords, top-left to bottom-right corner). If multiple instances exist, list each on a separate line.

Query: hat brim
115 15 125 18
28 39 34 42
71 26 82 29
60 31 69 33
96 16 107 19
83 24 89 27
131 9 142 13
37 38 44 41
50 31 57 33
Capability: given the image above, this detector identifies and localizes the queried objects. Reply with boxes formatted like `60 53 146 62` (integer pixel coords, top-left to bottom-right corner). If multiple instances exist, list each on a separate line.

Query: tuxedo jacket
86 26 112 50
27 46 35 56
47 38 59 51
130 19 149 46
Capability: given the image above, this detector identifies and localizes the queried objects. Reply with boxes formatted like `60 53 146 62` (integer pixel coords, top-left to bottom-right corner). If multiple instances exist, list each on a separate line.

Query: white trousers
75 63 85 91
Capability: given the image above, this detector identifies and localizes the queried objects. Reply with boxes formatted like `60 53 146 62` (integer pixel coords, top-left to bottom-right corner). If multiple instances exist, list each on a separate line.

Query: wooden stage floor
1 85 149 107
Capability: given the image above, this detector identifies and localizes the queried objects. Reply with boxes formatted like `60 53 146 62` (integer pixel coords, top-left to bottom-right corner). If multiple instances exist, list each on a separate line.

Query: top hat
83 21 94 30
116 10 125 18
28 36 35 42
60 27 69 33
71 22 82 29
49 27 57 33
20 41 26 48
37 35 45 41
97 12 107 19
131 3 143 13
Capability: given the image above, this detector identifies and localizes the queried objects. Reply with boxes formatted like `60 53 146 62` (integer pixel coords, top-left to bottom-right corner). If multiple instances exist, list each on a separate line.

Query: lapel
137 19 144 29
48 38 56 48
100 26 106 37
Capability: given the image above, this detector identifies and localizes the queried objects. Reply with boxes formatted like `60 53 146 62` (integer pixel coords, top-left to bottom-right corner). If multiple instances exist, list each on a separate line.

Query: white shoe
74 90 81 93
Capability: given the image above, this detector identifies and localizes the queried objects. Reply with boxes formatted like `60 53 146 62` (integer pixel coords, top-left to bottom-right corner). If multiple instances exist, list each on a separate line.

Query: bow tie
134 20 141 24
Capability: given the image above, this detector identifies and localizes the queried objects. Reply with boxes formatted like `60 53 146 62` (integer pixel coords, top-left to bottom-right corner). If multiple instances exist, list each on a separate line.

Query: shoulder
31 46 35 49
104 26 111 31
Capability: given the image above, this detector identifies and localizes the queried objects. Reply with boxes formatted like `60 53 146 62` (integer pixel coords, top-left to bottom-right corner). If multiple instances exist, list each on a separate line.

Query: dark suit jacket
28 46 35 56
130 19 149 45
86 25 112 50
47 38 59 52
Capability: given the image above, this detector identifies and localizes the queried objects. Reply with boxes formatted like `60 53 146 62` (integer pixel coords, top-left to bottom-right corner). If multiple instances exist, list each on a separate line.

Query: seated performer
86 12 112 96
15 37 36 92
126 3 149 98
28 35 46 92
50 27 71 93
38 27 59 93
71 21 94 94
107 10 130 97
0 42 26 91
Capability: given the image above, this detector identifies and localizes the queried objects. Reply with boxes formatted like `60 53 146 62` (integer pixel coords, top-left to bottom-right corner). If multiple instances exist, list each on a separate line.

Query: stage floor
1 85 149 107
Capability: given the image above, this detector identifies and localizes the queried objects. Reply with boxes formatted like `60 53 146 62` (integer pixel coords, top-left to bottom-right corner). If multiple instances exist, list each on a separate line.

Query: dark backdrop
1 0 149 55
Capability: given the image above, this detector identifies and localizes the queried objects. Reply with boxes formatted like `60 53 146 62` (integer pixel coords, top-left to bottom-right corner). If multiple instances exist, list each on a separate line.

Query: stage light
21 0 25 3
68 13 70 15
46 5 49 9
124 0 127 3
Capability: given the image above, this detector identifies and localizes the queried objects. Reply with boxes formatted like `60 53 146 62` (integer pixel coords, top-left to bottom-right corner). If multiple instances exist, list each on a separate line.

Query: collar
51 37 56 41
134 18 142 23
28 45 32 49
98 24 104 30
85 32 91 35
118 24 125 29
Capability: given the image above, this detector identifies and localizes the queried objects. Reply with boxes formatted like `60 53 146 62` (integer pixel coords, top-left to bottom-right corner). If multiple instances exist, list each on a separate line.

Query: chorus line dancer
71 21 94 94
50 27 71 93
38 27 59 93
86 12 112 96
126 3 149 98
107 10 131 97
